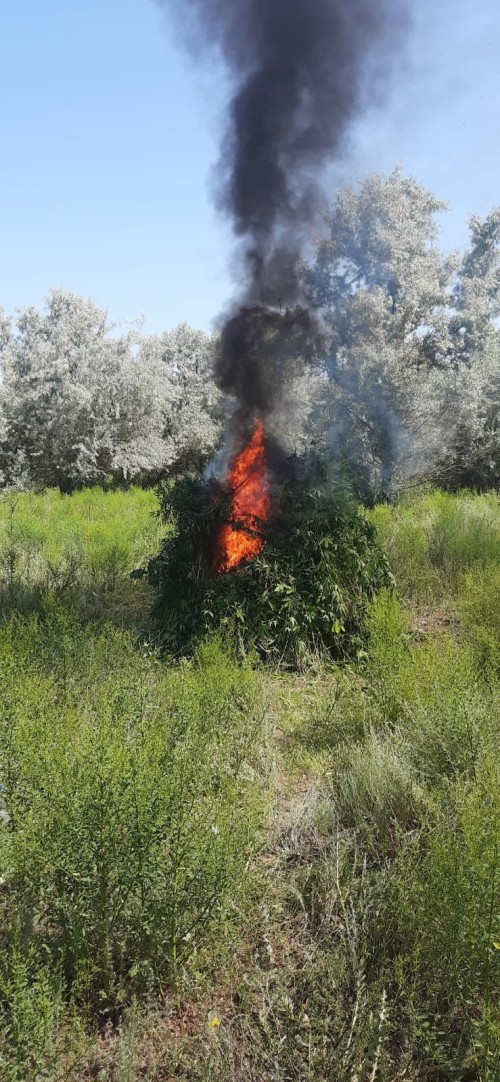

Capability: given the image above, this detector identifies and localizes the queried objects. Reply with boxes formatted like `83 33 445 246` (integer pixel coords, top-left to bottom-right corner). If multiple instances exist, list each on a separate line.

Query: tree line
1 171 498 497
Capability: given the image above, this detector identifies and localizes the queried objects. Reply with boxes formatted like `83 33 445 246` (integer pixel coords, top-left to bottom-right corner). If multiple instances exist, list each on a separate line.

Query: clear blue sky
1 0 499 334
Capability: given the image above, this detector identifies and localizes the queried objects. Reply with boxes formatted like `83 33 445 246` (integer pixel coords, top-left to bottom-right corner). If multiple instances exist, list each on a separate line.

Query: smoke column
159 0 408 432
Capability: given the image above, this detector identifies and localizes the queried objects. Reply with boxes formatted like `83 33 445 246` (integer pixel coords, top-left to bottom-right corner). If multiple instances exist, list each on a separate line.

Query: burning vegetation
144 457 392 669
158 0 408 525
144 0 407 663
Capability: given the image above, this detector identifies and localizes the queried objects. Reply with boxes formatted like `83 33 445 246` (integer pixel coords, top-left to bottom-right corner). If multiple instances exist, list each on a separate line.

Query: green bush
0 947 77 1082
144 471 392 669
388 750 500 1078
0 614 267 1021
364 592 497 782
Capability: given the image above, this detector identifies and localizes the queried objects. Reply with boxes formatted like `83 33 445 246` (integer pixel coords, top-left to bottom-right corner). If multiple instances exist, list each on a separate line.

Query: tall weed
370 489 500 603
460 561 500 679
0 616 268 1020
367 591 497 784
0 487 164 623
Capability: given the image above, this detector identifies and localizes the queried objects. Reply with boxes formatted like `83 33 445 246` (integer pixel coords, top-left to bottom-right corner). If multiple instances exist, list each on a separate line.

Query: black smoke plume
160 0 408 438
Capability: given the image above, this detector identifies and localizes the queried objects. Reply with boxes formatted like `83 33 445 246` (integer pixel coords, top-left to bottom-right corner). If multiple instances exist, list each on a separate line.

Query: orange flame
215 420 270 573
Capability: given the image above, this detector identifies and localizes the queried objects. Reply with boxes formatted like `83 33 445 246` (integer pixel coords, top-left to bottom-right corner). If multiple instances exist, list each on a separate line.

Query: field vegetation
0 485 498 1080
0 487 164 624
144 471 393 667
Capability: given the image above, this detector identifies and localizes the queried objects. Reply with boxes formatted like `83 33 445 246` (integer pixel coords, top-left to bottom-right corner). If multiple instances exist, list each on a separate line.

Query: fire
215 420 270 573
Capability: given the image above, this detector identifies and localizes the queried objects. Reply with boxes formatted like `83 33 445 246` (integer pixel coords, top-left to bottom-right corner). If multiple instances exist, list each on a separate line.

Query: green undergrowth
0 485 498 1079
0 486 165 625
0 614 269 1080
145 589 498 1082
369 488 500 607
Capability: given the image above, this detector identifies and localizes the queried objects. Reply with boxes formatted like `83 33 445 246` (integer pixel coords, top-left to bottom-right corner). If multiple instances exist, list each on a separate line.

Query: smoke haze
158 0 409 429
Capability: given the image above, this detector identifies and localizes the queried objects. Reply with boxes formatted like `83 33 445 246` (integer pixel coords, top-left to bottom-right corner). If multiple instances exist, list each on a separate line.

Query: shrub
144 470 393 669
0 947 80 1082
285 764 500 1080
0 614 267 1019
390 750 500 1078
366 591 498 784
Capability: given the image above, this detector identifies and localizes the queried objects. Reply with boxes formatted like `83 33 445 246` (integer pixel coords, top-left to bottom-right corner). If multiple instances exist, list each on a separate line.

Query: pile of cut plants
141 463 392 668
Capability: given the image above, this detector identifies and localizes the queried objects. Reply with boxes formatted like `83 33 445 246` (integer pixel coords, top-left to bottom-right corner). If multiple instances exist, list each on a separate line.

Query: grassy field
0 487 164 625
0 486 498 1080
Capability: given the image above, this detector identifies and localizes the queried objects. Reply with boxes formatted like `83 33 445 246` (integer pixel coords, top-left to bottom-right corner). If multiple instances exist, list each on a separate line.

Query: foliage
144 468 393 667
0 947 81 1082
0 485 164 623
304 171 500 495
460 561 500 679
215 589 499 1082
1 175 499 499
138 323 225 475
0 293 223 493
0 290 166 491
0 485 498 1078
369 487 500 604
0 614 267 1029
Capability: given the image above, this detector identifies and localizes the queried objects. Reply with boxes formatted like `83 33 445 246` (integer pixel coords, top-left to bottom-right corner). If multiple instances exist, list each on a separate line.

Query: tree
2 176 497 497
0 308 12 486
139 323 224 475
0 290 167 491
305 170 500 495
443 209 500 487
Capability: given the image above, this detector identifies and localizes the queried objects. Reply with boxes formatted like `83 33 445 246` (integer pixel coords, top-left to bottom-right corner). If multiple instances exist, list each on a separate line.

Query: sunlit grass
369 487 500 604
0 486 165 623
0 485 498 1079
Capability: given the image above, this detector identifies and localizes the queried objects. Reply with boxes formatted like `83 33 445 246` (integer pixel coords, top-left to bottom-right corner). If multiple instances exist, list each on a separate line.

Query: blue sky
1 0 499 334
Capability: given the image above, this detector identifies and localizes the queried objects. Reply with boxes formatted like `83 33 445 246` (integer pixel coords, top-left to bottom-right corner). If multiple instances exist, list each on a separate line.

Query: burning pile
143 459 392 669
146 0 407 663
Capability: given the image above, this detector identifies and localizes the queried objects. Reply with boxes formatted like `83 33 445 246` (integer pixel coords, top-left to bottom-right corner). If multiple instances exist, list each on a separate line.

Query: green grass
0 614 269 1079
370 488 500 605
0 484 498 1080
195 586 498 1082
0 487 165 623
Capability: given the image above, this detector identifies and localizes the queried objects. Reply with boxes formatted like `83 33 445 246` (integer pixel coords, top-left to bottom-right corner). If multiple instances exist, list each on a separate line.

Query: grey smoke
159 0 409 432
326 355 415 497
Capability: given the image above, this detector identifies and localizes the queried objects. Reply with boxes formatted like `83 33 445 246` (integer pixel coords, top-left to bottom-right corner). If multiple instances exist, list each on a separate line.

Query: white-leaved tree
444 209 500 487
139 323 224 474
304 170 500 494
1 176 498 497
0 308 12 486
0 290 168 491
